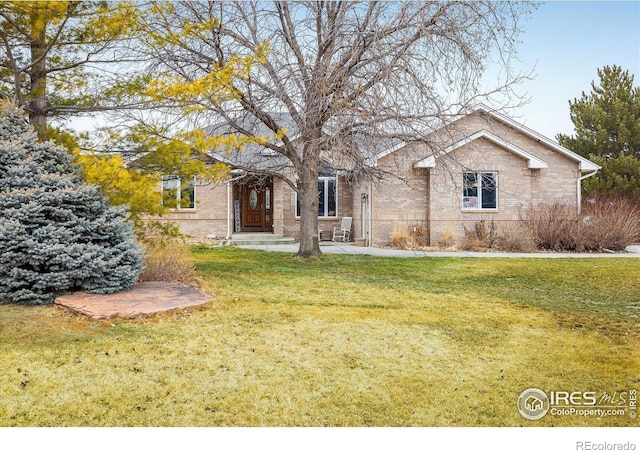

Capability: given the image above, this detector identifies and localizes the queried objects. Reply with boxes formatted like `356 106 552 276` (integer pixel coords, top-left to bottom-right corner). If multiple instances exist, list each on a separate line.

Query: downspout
368 181 373 247
577 169 598 213
226 180 232 240
360 192 366 241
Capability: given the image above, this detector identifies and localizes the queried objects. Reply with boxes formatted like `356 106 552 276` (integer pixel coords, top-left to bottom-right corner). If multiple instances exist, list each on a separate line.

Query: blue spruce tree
0 102 143 304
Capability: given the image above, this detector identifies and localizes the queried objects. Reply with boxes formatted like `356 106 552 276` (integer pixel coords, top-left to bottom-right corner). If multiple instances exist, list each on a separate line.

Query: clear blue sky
509 1 640 141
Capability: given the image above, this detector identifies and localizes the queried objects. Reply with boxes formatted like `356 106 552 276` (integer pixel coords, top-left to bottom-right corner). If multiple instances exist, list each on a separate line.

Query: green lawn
0 247 638 426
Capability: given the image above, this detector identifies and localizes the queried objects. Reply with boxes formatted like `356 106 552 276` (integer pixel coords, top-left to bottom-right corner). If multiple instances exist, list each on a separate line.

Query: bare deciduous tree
140 1 535 257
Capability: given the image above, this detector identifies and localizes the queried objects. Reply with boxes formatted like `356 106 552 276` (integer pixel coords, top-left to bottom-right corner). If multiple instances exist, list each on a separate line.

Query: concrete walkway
234 242 640 258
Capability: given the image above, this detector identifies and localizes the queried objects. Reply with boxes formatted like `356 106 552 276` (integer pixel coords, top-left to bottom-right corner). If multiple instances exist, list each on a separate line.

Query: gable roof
205 112 295 171
206 112 404 171
414 129 549 169
377 104 600 172
205 105 600 174
472 105 599 171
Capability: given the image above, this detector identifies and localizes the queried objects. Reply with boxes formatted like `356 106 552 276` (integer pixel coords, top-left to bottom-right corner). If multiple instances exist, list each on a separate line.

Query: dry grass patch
1 248 638 426
136 222 197 287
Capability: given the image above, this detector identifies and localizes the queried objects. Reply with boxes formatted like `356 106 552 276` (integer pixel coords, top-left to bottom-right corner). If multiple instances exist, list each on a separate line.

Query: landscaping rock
54 282 214 319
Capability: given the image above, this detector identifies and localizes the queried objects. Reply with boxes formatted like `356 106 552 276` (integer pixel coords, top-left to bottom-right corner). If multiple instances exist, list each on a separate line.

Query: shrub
391 224 427 249
461 220 498 250
438 228 457 248
0 102 143 304
390 230 412 249
462 220 537 252
410 225 427 247
580 197 640 250
523 203 576 251
494 222 537 252
523 198 640 252
136 221 197 287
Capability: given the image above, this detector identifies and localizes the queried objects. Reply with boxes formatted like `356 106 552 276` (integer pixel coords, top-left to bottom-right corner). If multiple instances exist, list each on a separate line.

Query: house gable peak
377 104 600 172
414 129 549 169
470 104 599 171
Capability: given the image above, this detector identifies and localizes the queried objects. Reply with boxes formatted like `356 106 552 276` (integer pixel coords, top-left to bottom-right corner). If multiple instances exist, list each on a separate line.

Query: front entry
239 179 273 232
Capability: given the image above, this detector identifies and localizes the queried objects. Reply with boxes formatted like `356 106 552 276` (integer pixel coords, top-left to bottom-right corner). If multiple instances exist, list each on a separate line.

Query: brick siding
373 113 580 246
153 181 230 238
149 112 583 247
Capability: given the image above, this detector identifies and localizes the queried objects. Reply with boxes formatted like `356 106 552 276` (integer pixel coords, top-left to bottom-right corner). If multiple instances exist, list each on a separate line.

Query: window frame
295 175 338 218
162 175 196 210
462 171 498 211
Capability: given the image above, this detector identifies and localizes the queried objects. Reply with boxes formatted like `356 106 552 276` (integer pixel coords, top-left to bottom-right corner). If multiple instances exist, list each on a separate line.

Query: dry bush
410 225 427 246
580 197 640 250
391 224 427 249
136 221 197 286
494 222 537 252
438 228 457 248
460 237 486 251
390 230 412 249
523 198 640 252
462 220 537 252
461 220 499 251
523 203 577 251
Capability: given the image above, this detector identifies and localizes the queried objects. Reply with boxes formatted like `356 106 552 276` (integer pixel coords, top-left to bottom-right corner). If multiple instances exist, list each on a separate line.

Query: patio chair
332 217 352 242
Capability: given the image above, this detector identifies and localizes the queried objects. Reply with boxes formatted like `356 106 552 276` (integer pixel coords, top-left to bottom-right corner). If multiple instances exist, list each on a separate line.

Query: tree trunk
29 12 48 140
297 162 321 258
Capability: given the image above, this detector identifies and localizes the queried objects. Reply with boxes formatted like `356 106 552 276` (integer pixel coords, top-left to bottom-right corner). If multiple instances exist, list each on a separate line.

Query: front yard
0 247 638 426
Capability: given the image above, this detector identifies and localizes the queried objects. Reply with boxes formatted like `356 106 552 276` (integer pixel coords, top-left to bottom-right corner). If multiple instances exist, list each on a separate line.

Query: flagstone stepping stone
55 282 214 319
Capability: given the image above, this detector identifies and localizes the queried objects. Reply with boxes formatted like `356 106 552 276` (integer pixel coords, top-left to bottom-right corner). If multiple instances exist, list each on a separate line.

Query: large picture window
463 172 497 210
162 176 195 210
295 171 338 218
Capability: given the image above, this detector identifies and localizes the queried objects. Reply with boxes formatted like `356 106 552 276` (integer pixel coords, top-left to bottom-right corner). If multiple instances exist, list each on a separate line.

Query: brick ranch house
155 105 600 247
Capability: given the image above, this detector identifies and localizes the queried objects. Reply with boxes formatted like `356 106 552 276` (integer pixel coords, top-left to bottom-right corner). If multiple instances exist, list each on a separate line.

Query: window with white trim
462 172 497 210
162 176 195 209
295 169 338 218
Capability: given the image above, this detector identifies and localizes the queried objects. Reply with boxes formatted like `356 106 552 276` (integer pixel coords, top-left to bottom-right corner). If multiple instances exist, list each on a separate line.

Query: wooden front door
241 180 273 231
